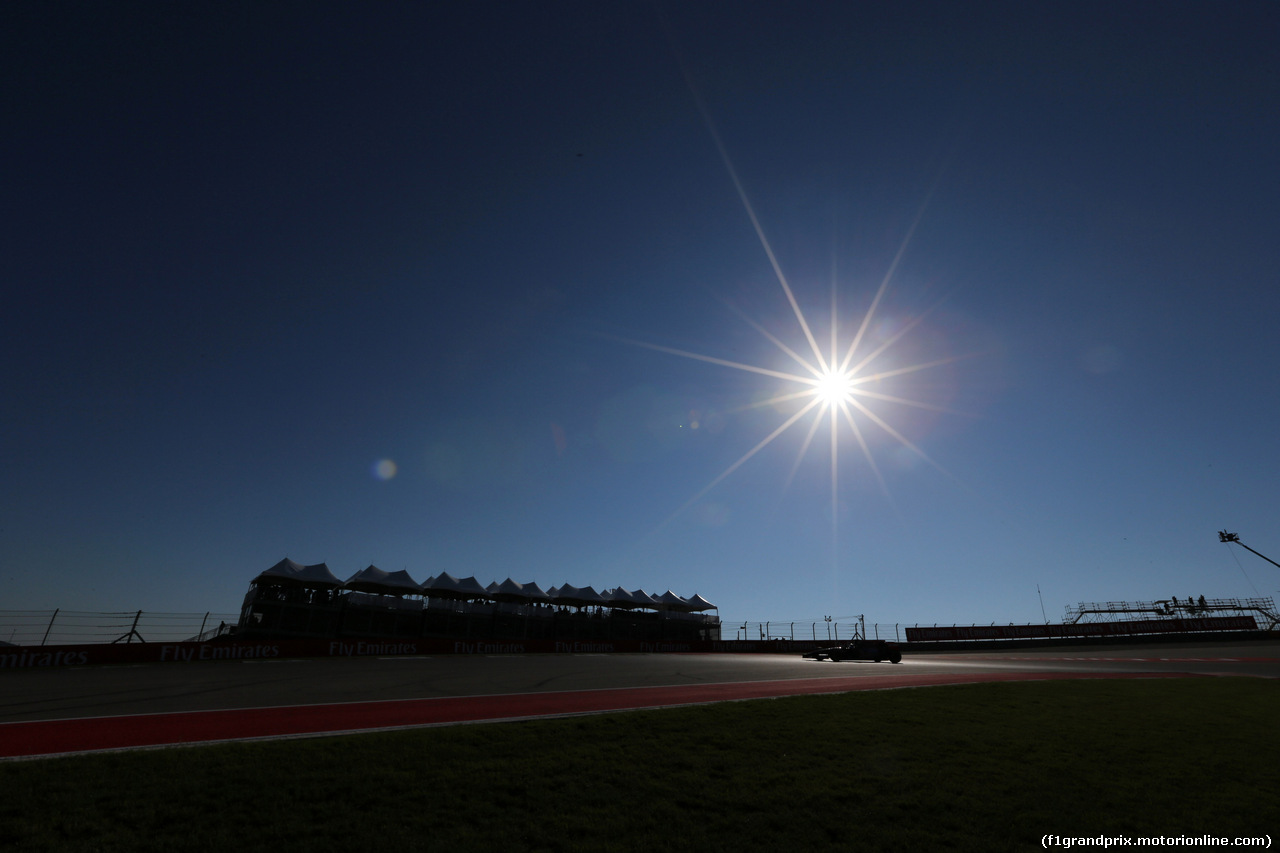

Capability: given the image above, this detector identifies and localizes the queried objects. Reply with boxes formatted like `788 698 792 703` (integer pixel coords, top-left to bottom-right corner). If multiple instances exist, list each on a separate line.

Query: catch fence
4 609 1272 651
0 613 974 647
731 614 1272 644
730 620 897 642
0 610 240 647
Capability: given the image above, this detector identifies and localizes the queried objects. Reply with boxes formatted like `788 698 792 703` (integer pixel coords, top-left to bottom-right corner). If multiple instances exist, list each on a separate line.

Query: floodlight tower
1218 530 1280 570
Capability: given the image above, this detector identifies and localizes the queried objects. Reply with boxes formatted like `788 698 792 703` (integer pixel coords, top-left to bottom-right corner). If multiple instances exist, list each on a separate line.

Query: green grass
2 678 1277 852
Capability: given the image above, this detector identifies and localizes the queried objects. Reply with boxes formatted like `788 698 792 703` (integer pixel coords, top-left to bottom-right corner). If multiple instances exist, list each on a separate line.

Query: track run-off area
3 641 1277 760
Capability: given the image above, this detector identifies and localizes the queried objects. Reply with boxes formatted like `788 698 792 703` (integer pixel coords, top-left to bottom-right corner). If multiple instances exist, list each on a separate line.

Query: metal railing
729 621 894 642
725 613 1275 645
1063 596 1277 629
6 609 1270 650
0 610 240 647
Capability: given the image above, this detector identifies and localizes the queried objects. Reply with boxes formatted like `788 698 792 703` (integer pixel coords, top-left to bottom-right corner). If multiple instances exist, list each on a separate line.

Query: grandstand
235 559 721 645
1063 596 1279 631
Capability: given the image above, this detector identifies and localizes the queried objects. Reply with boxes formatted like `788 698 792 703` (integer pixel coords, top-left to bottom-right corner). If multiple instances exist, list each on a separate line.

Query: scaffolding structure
1063 596 1278 631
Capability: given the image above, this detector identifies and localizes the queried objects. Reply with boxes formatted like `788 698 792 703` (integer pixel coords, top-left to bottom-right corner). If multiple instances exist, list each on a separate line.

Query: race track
3 641 1277 759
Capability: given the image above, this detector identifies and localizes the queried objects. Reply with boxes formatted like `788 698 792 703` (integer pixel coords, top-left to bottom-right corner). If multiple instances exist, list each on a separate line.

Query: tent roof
422 573 490 599
520 581 551 602
345 565 422 594
629 589 660 609
254 558 343 589
602 587 636 608
552 584 604 606
656 590 694 611
604 588 659 609
247 562 713 610
686 593 717 611
490 578 527 601
383 570 422 592
490 579 552 602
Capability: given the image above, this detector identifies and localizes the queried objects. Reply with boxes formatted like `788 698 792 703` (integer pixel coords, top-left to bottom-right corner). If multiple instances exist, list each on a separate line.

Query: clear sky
4 2 1278 628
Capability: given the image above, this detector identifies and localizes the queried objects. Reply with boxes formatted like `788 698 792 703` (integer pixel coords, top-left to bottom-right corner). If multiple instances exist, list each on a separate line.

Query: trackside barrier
732 615 1272 644
0 610 240 647
0 637 855 669
904 616 1258 642
4 626 1275 669
5 611 1263 653
731 621 871 642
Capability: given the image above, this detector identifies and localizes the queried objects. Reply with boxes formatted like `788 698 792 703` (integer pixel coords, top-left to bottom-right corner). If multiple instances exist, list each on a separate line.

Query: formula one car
803 639 902 663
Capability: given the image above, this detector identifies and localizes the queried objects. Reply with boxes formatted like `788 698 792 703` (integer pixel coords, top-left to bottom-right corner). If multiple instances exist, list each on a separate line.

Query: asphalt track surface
3 641 1277 760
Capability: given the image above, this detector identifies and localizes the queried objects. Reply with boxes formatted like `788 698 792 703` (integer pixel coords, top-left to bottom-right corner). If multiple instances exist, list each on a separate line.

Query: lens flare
610 134 976 537
814 368 854 407
630 36 984 595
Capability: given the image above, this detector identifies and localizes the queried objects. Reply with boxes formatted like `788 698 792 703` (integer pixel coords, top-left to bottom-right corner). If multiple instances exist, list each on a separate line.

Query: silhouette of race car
803 639 902 663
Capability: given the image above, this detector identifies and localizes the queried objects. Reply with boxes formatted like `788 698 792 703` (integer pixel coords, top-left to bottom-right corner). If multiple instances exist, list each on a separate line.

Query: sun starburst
617 65 974 542
814 367 855 407
615 255 970 537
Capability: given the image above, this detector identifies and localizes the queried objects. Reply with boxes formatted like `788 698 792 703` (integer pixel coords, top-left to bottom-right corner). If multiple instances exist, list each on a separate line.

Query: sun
611 78 972 535
613 258 967 534
813 367 855 407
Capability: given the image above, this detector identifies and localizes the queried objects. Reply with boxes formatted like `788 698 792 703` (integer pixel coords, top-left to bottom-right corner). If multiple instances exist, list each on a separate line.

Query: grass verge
1 678 1276 852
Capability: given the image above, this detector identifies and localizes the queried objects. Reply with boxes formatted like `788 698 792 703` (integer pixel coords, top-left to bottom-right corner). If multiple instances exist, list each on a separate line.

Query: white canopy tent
422 573 491 600
345 565 423 596
255 558 344 589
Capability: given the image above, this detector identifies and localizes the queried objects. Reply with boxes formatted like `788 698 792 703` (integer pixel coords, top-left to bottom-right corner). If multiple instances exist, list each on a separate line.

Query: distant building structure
1063 597 1278 630
235 558 720 644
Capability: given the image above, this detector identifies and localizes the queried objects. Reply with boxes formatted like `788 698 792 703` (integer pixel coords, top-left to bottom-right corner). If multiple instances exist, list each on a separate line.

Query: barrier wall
0 637 724 669
0 636 863 669
1 617 1267 669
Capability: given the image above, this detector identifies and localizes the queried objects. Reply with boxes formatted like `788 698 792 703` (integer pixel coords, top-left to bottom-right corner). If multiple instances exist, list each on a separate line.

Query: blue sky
4 2 1278 627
